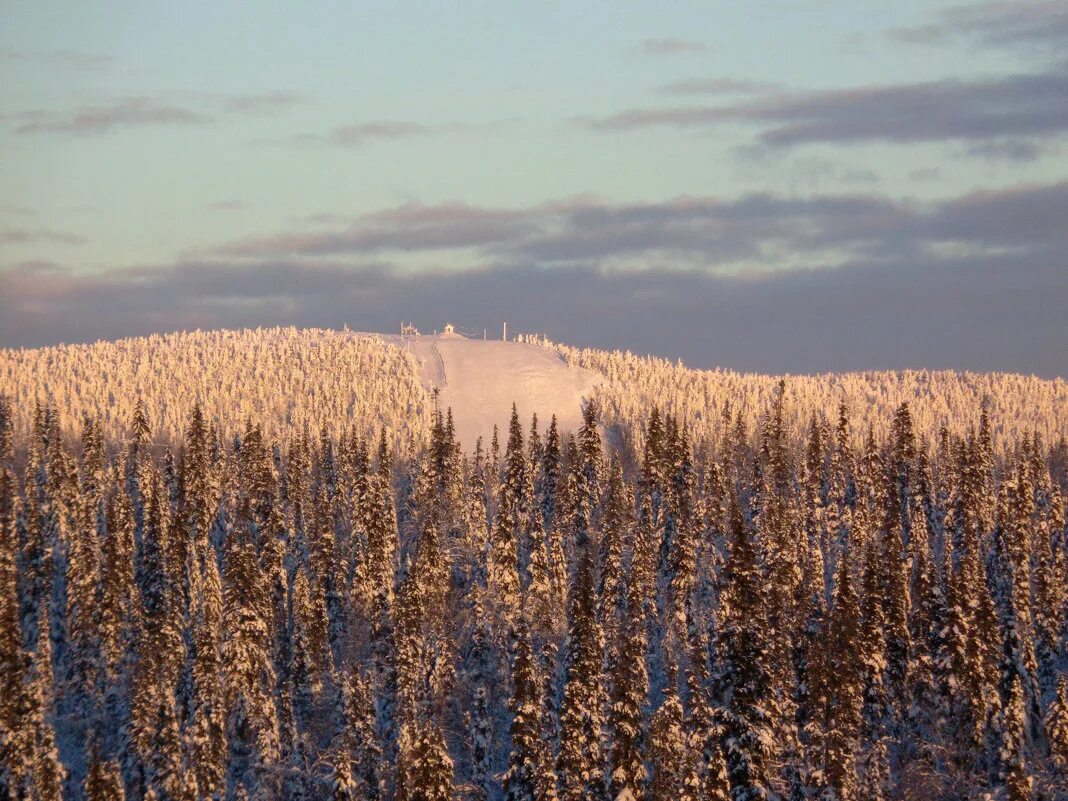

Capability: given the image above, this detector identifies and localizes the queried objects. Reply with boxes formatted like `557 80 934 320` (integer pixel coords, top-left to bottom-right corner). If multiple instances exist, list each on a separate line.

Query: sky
1 1 1067 377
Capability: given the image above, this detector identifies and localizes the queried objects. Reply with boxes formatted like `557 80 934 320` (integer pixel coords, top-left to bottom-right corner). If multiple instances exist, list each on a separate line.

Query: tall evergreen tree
557 537 607 801
609 572 648 801
504 620 554 801
712 493 774 801
808 550 863 801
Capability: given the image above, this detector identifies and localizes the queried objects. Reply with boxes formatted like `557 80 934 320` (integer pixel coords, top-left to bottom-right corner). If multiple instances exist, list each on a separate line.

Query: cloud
582 70 1068 151
205 182 1068 273
6 181 1067 376
893 1 1068 51
330 121 433 146
0 47 114 70
254 120 439 149
637 38 711 56
3 253 1066 378
0 205 36 217
963 139 1046 161
214 202 534 257
0 228 87 246
221 92 305 114
659 77 777 95
4 91 305 136
260 118 513 149
8 97 211 134
922 181 1068 248
909 167 942 181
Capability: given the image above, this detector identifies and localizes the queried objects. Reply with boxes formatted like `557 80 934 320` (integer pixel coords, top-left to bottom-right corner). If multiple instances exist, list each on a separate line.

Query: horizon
2 1 1068 378
4 322 1068 384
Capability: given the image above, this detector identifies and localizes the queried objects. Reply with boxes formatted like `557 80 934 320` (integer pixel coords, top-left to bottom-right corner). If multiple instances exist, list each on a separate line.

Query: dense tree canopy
1 332 1067 800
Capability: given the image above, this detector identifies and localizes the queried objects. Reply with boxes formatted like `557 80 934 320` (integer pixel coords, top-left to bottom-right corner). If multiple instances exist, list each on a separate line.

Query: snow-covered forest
0 329 431 455
1 329 1068 800
4 328 1068 459
521 334 1068 461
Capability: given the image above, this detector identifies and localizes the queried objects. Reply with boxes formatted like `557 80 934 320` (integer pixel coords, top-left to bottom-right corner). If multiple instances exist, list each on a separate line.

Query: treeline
522 334 1068 460
0 328 431 453
6 328 1068 467
0 389 1066 801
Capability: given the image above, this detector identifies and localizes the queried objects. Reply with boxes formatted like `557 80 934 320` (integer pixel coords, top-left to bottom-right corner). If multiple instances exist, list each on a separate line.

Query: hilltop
2 326 1066 457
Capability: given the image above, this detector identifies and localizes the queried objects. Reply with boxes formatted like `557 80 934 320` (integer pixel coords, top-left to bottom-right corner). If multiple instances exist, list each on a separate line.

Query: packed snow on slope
380 332 602 450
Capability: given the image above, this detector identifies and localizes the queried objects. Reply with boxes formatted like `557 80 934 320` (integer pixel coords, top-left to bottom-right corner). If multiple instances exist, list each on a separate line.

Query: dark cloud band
4 181 1067 378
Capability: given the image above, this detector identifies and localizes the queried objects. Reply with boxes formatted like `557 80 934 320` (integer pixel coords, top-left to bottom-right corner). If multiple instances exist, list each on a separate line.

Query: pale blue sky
2 1 1067 375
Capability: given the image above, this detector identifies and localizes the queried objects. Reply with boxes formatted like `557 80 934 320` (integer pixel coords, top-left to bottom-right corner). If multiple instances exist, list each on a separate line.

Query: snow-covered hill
4 327 1067 458
380 332 602 449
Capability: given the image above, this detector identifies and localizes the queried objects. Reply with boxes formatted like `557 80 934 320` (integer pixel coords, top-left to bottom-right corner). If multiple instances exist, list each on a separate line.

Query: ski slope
380 332 602 449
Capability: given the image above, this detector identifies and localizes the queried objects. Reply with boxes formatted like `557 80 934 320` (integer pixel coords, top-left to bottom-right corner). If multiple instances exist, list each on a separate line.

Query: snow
379 332 602 450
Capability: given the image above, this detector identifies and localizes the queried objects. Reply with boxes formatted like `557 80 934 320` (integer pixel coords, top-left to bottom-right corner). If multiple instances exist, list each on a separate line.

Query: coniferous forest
2 337 1068 801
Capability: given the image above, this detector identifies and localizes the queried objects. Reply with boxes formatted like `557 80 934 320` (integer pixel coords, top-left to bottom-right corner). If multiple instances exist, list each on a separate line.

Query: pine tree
222 509 279 798
460 592 494 800
998 673 1032 801
504 620 552 801
540 416 562 534
85 742 126 801
576 400 603 512
0 465 33 798
100 480 139 680
599 458 630 661
859 524 889 740
609 575 648 801
858 737 890 801
808 550 863 801
188 549 226 800
330 668 382 801
396 720 454 801
877 466 911 726
647 671 693 801
64 419 106 775
994 466 1041 740
1046 674 1068 775
489 405 526 627
28 615 64 801
0 396 12 467
557 538 607 801
711 493 774 801
940 517 993 761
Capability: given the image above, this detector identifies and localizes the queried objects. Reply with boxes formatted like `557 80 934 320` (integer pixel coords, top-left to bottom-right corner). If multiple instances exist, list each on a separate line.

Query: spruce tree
557 538 607 801
646 669 693 801
330 668 382 801
599 458 630 661
877 467 911 726
609 574 648 801
0 465 32 798
858 737 890 801
711 492 774 801
85 742 126 801
489 405 526 627
396 720 454 801
504 620 552 801
188 549 226 800
998 673 1031 801
222 511 280 798
808 550 863 801
1046 674 1068 776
